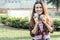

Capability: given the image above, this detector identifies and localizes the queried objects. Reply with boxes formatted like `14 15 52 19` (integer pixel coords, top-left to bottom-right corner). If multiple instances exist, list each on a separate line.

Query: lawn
0 23 60 40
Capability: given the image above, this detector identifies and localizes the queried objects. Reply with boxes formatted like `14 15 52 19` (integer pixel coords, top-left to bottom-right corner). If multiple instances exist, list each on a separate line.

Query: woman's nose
37 8 40 11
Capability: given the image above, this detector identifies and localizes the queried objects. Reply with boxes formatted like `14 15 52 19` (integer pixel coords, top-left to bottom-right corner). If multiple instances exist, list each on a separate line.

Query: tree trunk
36 0 44 2
56 0 60 12
56 5 60 12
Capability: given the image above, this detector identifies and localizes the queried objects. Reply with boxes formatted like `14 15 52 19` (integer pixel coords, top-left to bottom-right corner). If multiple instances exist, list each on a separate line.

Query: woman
29 1 54 40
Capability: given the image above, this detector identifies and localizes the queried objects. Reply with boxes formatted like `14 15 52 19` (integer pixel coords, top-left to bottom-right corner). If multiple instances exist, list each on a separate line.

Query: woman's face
35 3 43 15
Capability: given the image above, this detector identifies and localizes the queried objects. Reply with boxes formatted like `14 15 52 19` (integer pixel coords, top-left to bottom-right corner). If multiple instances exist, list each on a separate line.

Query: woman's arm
43 22 53 32
31 23 38 34
31 17 38 34
42 16 53 32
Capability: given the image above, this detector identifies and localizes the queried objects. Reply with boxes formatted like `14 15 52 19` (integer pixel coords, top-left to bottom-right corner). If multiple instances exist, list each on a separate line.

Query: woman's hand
41 17 53 32
32 17 39 34
34 17 38 24
42 17 46 24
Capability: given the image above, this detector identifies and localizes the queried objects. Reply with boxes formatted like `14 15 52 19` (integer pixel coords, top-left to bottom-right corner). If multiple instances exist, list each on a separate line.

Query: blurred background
0 0 60 18
0 0 60 40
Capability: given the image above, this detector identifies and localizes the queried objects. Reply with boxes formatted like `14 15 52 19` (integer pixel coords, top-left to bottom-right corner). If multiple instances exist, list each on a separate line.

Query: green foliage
9 18 21 28
20 17 29 29
53 18 60 30
1 16 29 29
1 16 8 24
46 0 60 11
47 0 60 5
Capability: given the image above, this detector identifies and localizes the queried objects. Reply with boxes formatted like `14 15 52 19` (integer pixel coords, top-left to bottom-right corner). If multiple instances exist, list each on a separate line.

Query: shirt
29 20 54 39
32 20 50 39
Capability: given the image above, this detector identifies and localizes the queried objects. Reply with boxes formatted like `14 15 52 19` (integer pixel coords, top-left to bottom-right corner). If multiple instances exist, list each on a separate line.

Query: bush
1 16 29 29
53 18 60 31
9 18 21 28
1 16 8 24
20 17 29 29
1 15 60 30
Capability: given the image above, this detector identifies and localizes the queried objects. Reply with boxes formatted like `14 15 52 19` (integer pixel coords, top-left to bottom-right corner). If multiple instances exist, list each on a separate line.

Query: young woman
29 1 54 40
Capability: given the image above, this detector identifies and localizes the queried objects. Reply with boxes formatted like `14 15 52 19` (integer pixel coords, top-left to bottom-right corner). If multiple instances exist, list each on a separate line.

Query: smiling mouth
37 11 42 13
37 10 42 12
37 11 42 14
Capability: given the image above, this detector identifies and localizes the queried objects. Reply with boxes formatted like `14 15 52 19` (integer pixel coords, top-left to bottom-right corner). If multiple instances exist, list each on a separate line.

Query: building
0 0 57 13
0 0 58 19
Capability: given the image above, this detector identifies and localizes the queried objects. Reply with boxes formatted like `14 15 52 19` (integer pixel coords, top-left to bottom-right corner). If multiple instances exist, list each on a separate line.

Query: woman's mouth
37 11 42 14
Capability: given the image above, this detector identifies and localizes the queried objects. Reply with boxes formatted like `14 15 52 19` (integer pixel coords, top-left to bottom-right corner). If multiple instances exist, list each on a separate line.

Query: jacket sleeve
29 23 35 37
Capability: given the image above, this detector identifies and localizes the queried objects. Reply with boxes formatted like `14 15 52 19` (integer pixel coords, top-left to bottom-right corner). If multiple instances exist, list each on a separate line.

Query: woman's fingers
34 18 38 23
42 17 46 23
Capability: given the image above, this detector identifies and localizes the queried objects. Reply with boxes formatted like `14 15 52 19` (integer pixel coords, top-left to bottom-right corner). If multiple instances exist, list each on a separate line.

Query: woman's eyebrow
36 6 42 8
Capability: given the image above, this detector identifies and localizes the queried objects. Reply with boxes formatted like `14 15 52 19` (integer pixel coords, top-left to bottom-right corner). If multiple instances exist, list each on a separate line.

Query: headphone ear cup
40 14 44 19
33 13 38 18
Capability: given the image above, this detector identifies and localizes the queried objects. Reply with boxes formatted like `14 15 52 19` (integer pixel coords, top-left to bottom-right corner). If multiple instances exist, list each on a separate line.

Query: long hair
30 1 51 28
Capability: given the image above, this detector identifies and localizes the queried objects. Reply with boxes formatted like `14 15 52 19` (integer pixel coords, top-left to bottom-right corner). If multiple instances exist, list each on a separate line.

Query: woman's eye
40 7 42 8
36 7 38 8
36 7 42 8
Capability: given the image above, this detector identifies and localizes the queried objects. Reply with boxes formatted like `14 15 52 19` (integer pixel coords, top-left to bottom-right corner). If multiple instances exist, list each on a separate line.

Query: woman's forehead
35 4 42 7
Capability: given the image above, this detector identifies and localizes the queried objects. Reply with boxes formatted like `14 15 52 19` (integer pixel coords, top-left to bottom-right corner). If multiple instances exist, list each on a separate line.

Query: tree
36 0 44 2
46 0 60 11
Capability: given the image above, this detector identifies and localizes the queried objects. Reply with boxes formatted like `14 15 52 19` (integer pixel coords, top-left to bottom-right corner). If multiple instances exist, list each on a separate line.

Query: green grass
50 32 60 40
0 23 60 40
